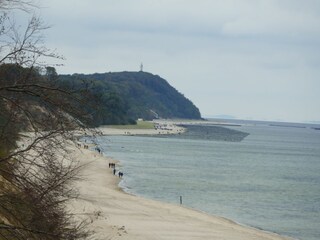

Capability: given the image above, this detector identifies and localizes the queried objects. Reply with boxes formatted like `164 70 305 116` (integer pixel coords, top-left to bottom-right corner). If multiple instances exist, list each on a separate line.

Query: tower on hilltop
140 62 143 72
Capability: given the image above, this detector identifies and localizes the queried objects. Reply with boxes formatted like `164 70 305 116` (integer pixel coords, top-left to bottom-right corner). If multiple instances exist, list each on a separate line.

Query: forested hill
59 71 202 125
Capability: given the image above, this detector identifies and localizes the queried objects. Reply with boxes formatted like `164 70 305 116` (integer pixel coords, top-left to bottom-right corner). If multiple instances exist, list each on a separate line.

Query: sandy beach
98 121 185 136
67 135 293 240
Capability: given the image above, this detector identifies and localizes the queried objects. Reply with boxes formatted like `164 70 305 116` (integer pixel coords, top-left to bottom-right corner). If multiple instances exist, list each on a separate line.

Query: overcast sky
35 0 320 123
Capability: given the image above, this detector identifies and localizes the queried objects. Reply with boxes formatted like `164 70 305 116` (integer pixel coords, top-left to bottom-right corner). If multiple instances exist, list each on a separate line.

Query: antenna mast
140 62 143 72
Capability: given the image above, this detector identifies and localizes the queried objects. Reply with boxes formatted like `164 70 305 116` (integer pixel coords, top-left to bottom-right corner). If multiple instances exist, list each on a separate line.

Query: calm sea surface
94 120 320 240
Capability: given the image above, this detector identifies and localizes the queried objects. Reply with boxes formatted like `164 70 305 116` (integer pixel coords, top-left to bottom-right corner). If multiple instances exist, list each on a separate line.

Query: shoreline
67 132 295 240
119 183 293 240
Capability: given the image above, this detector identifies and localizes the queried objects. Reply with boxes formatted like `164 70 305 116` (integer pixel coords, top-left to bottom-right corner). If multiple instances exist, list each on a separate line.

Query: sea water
94 120 320 240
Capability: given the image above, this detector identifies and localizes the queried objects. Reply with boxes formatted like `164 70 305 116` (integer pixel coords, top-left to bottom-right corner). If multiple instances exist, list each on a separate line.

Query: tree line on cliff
58 71 202 126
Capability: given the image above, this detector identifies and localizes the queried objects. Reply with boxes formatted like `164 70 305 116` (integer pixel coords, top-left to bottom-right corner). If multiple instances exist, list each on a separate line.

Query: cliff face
60 71 202 122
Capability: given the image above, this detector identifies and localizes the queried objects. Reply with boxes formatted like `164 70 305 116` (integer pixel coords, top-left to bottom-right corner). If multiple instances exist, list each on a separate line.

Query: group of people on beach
77 139 102 153
78 140 124 178
95 146 102 154
109 162 123 178
77 142 89 149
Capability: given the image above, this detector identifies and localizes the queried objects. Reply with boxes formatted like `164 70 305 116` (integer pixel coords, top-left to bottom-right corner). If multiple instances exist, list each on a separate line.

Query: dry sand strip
67 143 294 240
98 124 185 136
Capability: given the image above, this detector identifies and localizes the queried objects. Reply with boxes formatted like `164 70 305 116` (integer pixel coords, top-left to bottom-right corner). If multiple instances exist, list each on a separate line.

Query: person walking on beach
113 168 116 175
